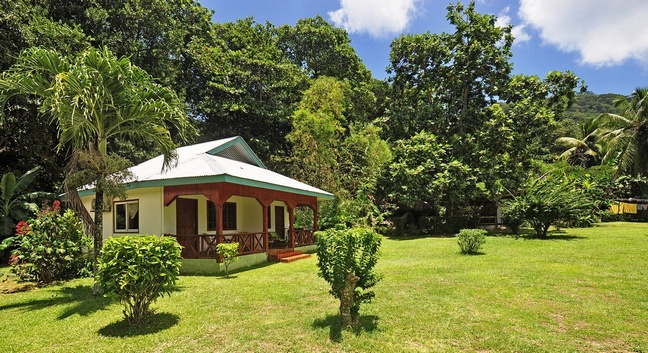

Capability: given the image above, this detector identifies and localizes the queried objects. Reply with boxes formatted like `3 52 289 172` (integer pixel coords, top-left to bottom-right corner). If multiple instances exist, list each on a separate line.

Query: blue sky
200 0 648 95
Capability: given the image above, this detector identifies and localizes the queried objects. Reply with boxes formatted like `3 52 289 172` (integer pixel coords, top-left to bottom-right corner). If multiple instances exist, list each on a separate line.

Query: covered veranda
163 182 319 260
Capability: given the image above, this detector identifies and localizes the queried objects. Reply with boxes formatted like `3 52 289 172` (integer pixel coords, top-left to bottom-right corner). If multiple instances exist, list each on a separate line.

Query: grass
1 222 648 352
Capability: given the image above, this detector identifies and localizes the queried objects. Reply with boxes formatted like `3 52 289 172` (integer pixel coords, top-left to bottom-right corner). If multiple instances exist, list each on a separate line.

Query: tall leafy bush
316 227 381 330
98 235 181 325
8 201 91 283
504 171 594 237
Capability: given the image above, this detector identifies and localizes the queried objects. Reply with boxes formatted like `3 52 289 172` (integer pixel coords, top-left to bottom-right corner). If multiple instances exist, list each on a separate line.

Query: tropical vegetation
0 0 647 344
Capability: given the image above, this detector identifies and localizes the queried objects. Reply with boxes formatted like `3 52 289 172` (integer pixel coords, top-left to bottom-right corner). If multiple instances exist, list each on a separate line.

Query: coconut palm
0 47 196 290
597 88 648 177
555 118 603 168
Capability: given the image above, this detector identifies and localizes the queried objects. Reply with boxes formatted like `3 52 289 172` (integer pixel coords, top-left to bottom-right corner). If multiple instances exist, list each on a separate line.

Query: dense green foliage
0 0 644 238
288 76 391 228
456 228 486 254
379 2 588 233
216 242 239 278
98 235 182 325
316 227 381 330
599 88 648 178
8 201 91 283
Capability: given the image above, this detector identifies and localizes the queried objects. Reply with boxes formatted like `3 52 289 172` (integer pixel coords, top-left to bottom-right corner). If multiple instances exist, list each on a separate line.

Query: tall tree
288 76 391 227
0 47 196 291
188 18 308 168
277 16 380 125
385 1 513 141
380 2 583 231
278 16 370 82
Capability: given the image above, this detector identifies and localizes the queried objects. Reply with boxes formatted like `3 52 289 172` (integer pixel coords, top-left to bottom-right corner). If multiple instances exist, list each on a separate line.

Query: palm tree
555 118 603 168
0 47 196 291
598 88 648 177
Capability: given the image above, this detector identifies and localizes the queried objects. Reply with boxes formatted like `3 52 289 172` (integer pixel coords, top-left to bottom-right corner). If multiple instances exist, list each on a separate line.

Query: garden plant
316 226 382 330
98 235 182 325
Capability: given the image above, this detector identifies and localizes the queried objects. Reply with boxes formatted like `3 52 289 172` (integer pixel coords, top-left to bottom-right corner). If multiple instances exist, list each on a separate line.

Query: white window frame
114 200 139 233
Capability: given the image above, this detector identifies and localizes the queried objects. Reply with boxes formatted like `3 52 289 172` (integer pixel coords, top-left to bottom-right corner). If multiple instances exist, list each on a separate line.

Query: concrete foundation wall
180 252 268 275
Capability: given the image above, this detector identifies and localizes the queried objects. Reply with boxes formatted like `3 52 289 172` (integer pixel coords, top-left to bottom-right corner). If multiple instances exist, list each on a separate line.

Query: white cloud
519 0 648 66
495 6 531 44
328 0 420 38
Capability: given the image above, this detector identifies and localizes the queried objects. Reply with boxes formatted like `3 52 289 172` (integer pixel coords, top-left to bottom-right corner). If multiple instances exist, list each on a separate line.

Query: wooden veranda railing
172 232 266 260
172 230 316 260
293 229 316 247
218 232 265 255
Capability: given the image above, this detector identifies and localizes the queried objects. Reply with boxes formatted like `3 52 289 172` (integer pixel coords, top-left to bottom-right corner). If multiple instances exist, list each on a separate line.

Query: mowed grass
1 222 647 352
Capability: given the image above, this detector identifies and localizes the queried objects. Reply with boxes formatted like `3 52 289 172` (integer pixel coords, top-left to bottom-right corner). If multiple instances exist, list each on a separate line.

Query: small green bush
316 226 382 330
457 228 486 254
501 199 526 234
98 235 181 325
9 201 92 283
216 242 239 277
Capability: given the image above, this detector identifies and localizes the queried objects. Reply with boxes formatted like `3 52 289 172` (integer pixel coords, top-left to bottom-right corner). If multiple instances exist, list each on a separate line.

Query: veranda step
279 253 311 263
277 251 302 259
268 249 300 262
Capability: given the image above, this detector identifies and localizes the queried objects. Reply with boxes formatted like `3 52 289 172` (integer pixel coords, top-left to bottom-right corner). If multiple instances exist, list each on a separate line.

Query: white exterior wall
227 195 260 233
80 186 164 240
80 187 290 239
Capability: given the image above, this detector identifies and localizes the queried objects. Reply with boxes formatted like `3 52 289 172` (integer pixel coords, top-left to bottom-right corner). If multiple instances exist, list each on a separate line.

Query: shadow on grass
521 231 587 241
459 251 486 256
312 314 379 342
181 260 276 277
0 284 113 319
97 312 179 337
384 234 456 241
217 275 238 280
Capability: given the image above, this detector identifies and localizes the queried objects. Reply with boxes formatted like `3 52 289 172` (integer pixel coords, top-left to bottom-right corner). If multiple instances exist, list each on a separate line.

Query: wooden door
274 206 285 239
176 198 198 257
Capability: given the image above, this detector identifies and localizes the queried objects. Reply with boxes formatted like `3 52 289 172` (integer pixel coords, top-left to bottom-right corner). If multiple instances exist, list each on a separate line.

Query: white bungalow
78 136 333 274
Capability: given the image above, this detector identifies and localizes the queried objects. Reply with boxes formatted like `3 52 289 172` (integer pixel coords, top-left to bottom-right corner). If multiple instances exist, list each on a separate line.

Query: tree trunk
339 272 360 330
92 187 104 295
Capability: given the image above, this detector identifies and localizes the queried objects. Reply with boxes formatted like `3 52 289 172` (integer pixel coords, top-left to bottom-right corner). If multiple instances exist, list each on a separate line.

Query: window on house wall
114 200 139 233
267 206 272 229
223 202 236 230
207 201 217 231
206 201 237 231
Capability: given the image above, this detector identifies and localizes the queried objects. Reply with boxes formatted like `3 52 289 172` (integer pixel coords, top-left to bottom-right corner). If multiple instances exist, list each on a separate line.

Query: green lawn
1 222 647 352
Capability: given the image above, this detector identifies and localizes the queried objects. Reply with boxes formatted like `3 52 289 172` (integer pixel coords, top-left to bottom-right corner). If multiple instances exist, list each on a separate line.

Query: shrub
9 202 92 283
216 242 239 277
98 235 181 325
457 228 486 254
316 226 381 330
501 199 526 234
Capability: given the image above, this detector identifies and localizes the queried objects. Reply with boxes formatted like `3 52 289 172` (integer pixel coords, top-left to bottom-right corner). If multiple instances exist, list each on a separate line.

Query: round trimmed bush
98 235 181 325
457 228 486 254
